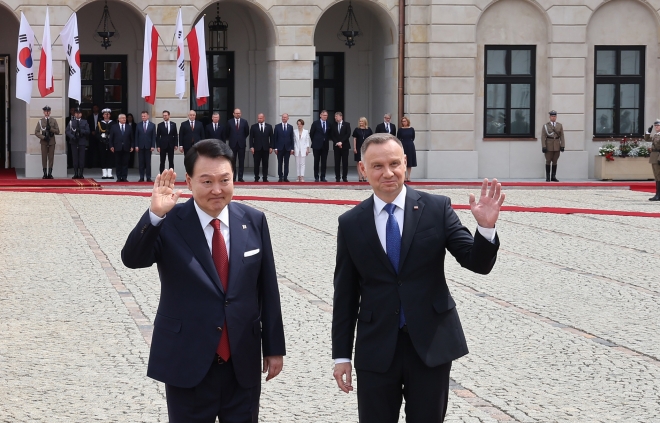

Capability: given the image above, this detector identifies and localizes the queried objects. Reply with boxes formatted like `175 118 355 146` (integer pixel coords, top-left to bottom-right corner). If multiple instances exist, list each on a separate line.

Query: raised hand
469 178 505 228
150 169 182 218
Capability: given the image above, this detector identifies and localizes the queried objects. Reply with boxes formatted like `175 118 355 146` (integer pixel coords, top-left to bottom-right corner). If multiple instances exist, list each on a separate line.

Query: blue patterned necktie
384 203 406 328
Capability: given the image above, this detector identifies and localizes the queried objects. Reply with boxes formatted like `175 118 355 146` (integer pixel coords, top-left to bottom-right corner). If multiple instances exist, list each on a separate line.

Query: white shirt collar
373 185 407 215
193 199 229 230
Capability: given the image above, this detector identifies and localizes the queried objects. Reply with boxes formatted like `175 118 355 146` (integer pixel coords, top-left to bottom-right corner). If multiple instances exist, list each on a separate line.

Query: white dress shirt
335 186 497 365
149 201 230 257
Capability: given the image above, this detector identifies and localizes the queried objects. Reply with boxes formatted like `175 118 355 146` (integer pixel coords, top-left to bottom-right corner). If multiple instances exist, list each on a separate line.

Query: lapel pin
413 206 419 210
242 225 247 229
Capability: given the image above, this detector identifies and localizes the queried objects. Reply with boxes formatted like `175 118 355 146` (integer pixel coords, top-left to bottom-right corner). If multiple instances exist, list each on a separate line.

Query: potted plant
594 137 654 180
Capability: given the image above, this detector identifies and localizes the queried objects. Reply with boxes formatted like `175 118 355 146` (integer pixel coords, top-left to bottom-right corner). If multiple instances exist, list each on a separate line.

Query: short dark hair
184 139 234 176
360 133 403 158
297 119 305 126
141 110 149 115
162 110 170 115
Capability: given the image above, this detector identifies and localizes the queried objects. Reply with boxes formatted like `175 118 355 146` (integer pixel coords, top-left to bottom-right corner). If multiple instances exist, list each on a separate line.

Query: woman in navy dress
352 117 373 182
397 116 416 182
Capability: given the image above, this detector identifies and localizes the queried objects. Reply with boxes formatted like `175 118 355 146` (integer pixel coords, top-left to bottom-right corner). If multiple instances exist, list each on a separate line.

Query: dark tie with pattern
211 219 231 361
384 203 405 328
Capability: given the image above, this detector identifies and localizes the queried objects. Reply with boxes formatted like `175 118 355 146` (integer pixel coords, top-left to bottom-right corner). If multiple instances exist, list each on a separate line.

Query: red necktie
211 219 231 361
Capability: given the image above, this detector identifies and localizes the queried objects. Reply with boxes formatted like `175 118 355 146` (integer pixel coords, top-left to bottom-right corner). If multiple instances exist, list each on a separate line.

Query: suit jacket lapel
399 187 423 272
358 196 396 274
175 200 224 294
228 203 248 294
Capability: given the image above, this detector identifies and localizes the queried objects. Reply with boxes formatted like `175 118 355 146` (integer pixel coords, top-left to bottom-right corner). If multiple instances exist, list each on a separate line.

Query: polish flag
38 8 54 97
141 15 158 105
174 9 185 100
16 12 35 104
187 17 209 106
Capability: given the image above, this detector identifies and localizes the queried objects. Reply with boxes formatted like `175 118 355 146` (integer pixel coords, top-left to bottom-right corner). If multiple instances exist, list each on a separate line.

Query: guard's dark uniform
98 113 115 179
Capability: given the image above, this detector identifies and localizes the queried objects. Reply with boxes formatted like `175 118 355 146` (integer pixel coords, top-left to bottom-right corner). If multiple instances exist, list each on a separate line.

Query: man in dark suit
309 110 330 182
109 113 134 182
122 140 286 422
250 113 273 182
156 110 178 174
65 108 90 179
330 111 351 182
135 110 157 182
272 113 295 182
225 108 250 182
332 133 505 423
179 110 205 155
374 113 396 136
205 112 226 143
86 104 101 168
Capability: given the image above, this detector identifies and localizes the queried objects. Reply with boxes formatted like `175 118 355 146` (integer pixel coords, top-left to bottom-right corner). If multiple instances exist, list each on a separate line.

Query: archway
0 5 22 168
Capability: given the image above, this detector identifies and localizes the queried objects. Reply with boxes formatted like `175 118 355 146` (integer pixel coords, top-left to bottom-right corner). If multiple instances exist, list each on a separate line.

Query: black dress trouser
313 147 328 179
160 146 175 173
334 145 350 180
356 330 452 423
253 149 269 179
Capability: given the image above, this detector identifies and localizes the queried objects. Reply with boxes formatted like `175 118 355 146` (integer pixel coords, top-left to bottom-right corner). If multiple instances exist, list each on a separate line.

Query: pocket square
244 249 260 257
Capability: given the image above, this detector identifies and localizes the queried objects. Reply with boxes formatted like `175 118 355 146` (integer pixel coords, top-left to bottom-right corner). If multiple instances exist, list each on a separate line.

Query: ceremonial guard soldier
98 108 115 179
34 105 60 179
644 120 660 201
541 110 565 182
66 108 91 179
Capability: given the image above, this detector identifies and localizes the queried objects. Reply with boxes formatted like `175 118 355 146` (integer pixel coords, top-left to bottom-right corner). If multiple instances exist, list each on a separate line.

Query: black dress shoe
263 178 269 182
343 178 348 182
315 177 319 182
138 178 144 182
278 178 283 182
146 179 153 183
321 178 327 182
238 178 245 182
336 178 341 182
255 178 260 182
284 178 290 182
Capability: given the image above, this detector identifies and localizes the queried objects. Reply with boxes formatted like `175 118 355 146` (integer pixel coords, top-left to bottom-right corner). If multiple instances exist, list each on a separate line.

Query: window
190 52 234 123
594 46 645 136
484 46 536 138
314 53 345 118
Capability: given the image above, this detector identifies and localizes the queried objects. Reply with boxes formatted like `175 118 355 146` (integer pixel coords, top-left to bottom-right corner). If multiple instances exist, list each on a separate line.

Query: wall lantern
337 1 361 48
94 0 119 49
208 2 229 51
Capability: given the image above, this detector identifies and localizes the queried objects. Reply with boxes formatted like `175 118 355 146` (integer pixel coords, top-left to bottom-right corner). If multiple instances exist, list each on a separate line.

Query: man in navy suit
122 140 286 422
330 111 351 182
332 133 504 422
156 110 178 174
309 110 330 182
250 113 273 182
225 108 250 182
205 112 226 143
179 110 206 155
374 113 396 136
135 110 157 182
109 113 134 182
272 113 295 182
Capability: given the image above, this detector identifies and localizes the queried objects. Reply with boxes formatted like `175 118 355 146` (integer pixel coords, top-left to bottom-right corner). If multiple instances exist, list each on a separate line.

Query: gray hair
360 133 403 158
118 114 126 120
384 113 391 119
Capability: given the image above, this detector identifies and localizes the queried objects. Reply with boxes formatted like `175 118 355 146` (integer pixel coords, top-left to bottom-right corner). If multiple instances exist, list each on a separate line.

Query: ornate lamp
94 0 119 49
208 2 229 51
337 1 361 48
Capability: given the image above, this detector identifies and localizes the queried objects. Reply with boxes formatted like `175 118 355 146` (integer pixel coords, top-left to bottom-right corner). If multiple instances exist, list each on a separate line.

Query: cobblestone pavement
1 186 659 422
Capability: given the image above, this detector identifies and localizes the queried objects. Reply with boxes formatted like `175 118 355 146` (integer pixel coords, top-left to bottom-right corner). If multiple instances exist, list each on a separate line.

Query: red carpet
0 168 17 180
0 178 100 189
629 183 656 193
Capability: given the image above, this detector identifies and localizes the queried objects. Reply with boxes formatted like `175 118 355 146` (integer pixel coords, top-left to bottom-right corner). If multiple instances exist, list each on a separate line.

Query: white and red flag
141 15 159 105
187 17 209 106
38 8 54 97
16 12 35 103
60 13 81 103
174 9 185 100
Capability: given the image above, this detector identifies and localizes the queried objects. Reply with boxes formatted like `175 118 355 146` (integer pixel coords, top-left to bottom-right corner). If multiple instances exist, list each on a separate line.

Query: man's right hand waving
150 169 182 218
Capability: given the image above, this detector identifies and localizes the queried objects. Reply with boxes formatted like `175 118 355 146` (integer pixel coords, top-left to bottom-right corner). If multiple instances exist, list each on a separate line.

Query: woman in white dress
294 119 311 182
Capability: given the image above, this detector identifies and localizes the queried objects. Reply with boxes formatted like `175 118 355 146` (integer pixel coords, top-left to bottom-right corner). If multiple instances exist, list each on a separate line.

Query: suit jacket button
394 309 399 315
225 300 230 306
217 327 222 331
397 280 402 286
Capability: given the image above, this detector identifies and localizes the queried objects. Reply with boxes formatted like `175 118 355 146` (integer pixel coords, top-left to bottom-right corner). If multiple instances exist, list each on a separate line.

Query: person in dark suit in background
109 113 134 182
135 110 157 182
375 113 396 136
332 133 505 423
179 110 206 155
330 111 351 182
205 112 226 143
121 140 286 422
225 108 250 182
66 108 91 179
157 110 178 174
250 113 273 182
273 113 295 183
309 110 330 182
87 104 101 168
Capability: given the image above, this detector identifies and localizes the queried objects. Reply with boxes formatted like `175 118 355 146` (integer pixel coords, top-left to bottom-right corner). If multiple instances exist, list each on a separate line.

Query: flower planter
594 156 654 180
